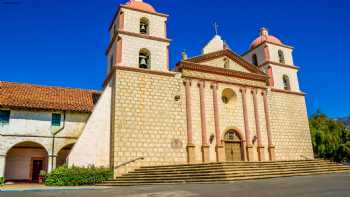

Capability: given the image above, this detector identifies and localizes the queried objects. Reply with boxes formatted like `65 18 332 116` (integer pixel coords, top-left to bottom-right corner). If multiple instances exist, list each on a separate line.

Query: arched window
139 49 151 69
252 54 258 66
278 50 285 64
140 17 149 35
283 75 291 90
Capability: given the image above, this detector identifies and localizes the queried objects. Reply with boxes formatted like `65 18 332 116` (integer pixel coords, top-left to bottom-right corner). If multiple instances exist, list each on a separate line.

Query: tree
309 111 350 162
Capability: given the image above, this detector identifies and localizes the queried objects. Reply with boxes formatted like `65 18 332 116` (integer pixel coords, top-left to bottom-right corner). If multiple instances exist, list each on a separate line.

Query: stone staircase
100 160 350 186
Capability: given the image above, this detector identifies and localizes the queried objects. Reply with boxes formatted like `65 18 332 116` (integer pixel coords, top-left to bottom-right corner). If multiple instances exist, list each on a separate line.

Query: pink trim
211 83 221 146
252 90 264 161
252 90 262 147
264 45 270 61
240 88 251 146
184 79 193 145
118 12 124 30
262 91 274 148
198 81 208 146
268 66 274 86
116 37 122 64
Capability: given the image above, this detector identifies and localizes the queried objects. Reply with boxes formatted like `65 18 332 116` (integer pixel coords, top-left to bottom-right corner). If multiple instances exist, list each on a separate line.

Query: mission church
0 0 313 181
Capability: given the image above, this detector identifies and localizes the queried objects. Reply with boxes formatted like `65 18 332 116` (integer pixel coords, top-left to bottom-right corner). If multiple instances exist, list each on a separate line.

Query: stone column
198 81 209 163
240 88 254 161
262 91 276 161
252 89 264 161
47 155 57 173
211 83 225 162
0 155 5 177
184 79 195 164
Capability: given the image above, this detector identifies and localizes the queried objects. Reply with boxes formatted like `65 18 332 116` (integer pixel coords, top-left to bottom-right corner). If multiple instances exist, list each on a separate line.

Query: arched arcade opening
5 141 48 183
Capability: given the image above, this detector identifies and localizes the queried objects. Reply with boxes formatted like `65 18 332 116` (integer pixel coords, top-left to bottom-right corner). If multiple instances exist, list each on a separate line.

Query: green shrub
0 177 4 186
45 166 113 186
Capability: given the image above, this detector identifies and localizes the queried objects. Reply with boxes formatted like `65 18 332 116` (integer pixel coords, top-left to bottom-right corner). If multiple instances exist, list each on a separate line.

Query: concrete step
99 171 350 186
131 163 345 174
120 166 350 178
111 167 350 181
138 160 329 169
99 160 350 186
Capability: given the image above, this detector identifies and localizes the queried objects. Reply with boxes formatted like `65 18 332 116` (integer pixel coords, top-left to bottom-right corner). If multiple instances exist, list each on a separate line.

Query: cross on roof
213 22 219 35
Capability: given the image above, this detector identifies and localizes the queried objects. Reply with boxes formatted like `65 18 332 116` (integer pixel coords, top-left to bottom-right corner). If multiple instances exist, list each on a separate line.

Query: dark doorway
31 159 43 182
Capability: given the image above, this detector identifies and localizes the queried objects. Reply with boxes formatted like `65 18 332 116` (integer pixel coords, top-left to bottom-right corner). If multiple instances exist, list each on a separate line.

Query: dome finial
260 27 269 36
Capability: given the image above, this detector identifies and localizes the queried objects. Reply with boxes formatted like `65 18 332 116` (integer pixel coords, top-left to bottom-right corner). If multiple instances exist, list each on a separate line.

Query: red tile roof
0 81 100 113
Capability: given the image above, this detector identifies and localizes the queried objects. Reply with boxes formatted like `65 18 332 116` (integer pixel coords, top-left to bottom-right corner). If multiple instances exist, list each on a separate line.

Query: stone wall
111 68 187 175
269 90 314 160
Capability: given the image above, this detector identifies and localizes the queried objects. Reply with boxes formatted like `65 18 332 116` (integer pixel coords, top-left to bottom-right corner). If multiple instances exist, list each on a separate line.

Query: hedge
0 177 4 186
45 166 113 186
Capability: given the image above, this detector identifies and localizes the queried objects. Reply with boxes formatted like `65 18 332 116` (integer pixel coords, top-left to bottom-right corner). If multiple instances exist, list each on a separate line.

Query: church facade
0 0 314 180
68 0 314 175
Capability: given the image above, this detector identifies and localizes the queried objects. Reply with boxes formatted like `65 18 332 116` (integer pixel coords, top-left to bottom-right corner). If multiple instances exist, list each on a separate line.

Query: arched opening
56 143 74 167
252 54 258 66
140 17 149 35
224 130 244 161
139 48 151 69
5 141 48 183
282 74 291 90
221 88 237 104
278 50 285 64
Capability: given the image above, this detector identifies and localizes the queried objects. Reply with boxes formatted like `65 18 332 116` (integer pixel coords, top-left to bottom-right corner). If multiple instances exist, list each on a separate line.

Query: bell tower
243 28 301 92
106 0 170 74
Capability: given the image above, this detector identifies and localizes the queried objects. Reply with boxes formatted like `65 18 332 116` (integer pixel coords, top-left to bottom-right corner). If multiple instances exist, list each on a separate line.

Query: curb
0 186 110 193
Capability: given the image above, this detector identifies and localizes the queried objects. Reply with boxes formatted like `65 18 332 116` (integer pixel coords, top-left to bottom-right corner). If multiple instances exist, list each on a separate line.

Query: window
252 54 258 66
140 17 149 35
139 49 151 69
0 110 10 125
52 113 61 127
278 50 285 64
283 75 291 90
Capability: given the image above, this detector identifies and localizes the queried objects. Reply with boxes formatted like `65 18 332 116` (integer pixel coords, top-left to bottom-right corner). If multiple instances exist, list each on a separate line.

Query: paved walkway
1 173 350 196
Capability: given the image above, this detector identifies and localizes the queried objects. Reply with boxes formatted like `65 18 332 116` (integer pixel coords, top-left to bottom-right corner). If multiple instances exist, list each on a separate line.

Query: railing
114 157 144 169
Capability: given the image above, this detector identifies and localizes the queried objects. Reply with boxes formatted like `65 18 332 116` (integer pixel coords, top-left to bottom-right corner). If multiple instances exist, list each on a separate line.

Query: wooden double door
224 130 244 161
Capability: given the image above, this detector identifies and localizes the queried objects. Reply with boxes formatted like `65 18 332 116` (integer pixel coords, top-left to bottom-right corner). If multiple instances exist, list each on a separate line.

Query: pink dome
250 28 283 49
124 0 156 13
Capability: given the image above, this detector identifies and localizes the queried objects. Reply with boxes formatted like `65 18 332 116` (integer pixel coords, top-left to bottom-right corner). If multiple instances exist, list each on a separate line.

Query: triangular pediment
186 49 265 75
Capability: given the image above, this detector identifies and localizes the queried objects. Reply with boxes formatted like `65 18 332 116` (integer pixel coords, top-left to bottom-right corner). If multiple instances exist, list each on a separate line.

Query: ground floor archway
56 143 74 167
5 141 48 182
224 130 244 161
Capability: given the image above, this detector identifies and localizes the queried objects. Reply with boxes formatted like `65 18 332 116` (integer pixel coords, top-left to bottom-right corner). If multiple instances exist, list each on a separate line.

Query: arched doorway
56 143 74 167
5 141 48 182
224 130 244 161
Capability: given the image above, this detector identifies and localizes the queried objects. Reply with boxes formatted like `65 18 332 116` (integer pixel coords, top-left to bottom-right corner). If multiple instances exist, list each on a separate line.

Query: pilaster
211 83 225 162
262 91 276 161
198 81 209 162
252 89 264 161
184 78 195 164
0 155 5 177
240 87 254 161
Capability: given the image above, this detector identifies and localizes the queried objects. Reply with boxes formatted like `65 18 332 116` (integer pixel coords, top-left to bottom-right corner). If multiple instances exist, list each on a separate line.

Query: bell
139 56 148 68
140 24 147 34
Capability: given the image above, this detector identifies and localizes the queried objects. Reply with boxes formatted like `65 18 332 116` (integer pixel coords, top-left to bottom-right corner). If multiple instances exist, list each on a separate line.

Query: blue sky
0 0 349 117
